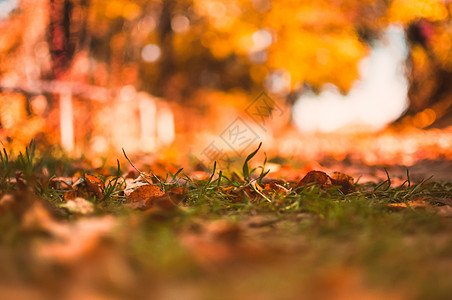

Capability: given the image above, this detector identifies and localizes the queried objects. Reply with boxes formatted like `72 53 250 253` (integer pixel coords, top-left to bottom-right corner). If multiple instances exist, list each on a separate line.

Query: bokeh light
141 44 161 62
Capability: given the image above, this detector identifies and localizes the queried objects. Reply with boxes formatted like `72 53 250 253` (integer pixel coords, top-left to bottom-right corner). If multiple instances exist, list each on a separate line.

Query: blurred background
0 0 451 169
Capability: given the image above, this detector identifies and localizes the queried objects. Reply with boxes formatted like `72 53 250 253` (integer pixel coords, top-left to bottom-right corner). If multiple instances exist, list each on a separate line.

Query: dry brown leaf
330 172 356 194
297 170 333 190
21 201 59 233
62 197 94 215
49 177 75 190
180 220 266 267
161 187 187 205
264 181 289 195
126 188 185 212
64 190 77 201
190 170 210 181
123 179 148 196
124 201 148 210
297 170 356 194
84 174 104 199
104 176 124 188
149 192 183 209
127 185 165 203
36 216 117 263
226 185 257 202
124 170 138 179
1 192 36 218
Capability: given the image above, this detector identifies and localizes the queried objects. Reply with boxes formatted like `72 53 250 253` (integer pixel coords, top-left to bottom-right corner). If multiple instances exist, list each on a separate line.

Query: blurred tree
395 18 452 128
387 0 452 128
47 0 90 80
1 0 451 126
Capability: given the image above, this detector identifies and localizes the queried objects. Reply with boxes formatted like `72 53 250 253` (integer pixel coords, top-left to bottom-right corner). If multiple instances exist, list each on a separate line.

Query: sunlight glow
60 91 74 153
293 25 409 133
0 0 17 19
138 93 157 151
120 85 136 101
157 107 175 146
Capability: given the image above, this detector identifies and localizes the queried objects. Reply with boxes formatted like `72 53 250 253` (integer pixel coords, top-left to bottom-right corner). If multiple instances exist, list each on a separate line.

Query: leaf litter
0 141 452 299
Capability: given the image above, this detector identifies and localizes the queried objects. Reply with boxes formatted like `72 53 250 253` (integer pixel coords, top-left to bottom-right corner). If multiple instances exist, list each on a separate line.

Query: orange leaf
297 170 333 190
49 177 74 190
64 190 77 201
124 170 138 179
264 181 288 195
152 192 184 209
84 174 104 199
126 185 185 211
127 185 165 203
387 199 431 211
330 172 356 194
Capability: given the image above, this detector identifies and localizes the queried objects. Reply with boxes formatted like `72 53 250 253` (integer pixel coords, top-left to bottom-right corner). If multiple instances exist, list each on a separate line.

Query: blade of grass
195 161 219 204
122 148 164 190
243 142 262 181
103 159 124 201
373 168 392 192
217 170 223 187
170 168 184 184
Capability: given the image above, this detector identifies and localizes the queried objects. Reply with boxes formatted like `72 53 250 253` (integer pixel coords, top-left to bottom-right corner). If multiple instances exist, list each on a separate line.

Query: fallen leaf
72 177 84 188
387 199 431 211
227 185 258 202
124 170 138 179
127 185 165 203
435 205 452 217
330 172 356 194
180 220 266 267
190 171 210 181
104 176 124 188
21 201 59 233
64 190 77 201
49 177 75 190
1 192 37 218
124 201 148 210
149 193 182 209
126 189 185 211
297 170 333 190
161 187 187 205
84 174 104 199
123 180 151 196
61 197 94 215
0 194 15 215
36 216 117 263
15 171 27 190
264 181 290 195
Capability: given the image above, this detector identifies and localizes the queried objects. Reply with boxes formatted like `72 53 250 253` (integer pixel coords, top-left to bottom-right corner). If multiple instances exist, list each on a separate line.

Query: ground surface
1 142 452 300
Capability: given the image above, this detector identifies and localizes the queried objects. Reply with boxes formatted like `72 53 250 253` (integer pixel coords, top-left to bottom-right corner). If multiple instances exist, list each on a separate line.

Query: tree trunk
156 0 175 98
